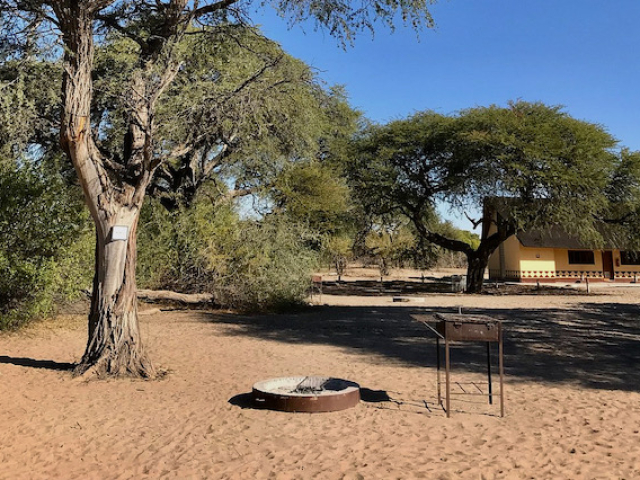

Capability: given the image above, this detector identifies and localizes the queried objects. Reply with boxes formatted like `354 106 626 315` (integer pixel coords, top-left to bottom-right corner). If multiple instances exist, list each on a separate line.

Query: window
621 251 640 265
568 250 595 265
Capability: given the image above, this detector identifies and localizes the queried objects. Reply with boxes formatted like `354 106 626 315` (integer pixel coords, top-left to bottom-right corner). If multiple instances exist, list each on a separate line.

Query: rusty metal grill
434 314 501 342
414 313 505 418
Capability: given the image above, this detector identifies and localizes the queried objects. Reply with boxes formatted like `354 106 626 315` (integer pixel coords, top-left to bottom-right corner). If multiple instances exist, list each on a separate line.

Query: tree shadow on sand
320 279 462 296
0 355 75 371
319 279 585 297
208 302 640 393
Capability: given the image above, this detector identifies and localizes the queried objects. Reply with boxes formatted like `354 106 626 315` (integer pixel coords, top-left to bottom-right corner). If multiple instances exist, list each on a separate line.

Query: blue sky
252 1 640 228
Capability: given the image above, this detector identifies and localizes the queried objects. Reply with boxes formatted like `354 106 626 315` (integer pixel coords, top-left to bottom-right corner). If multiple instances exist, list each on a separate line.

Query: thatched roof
516 226 590 249
516 225 621 250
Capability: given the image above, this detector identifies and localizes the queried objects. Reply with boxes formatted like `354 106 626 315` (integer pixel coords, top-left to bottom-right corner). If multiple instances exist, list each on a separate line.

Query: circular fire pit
252 376 360 412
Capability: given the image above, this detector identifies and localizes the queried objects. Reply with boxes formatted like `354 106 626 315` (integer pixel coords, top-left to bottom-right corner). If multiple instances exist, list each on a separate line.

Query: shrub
137 198 318 311
137 199 237 293
0 164 93 329
212 215 318 311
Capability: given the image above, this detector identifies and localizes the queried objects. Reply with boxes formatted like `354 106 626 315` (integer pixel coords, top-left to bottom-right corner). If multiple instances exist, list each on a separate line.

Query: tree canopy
0 28 359 207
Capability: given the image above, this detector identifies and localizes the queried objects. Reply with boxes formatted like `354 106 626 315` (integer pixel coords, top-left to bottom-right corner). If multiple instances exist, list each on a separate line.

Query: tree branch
88 0 117 14
95 13 148 48
211 186 257 205
464 211 482 229
192 0 241 18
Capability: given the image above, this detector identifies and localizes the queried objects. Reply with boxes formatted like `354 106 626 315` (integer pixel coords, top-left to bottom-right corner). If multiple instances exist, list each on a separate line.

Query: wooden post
499 325 505 417
487 342 493 405
445 336 451 418
436 337 441 406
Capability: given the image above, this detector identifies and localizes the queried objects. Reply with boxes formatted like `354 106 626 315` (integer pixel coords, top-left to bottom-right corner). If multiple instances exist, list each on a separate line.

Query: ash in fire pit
291 376 348 394
252 376 360 412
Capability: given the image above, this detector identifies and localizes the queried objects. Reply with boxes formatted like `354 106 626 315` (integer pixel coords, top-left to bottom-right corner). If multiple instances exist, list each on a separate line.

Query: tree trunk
54 4 156 378
76 215 156 377
465 251 490 294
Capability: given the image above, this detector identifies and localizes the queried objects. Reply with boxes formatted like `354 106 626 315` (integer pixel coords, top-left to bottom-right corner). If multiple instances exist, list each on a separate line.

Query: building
487 225 640 283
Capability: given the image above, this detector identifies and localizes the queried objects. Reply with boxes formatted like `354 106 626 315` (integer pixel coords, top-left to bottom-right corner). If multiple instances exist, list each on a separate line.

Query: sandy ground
3 273 640 479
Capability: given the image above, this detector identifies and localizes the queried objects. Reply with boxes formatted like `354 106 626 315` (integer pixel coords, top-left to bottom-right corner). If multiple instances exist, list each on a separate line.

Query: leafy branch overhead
1 26 358 210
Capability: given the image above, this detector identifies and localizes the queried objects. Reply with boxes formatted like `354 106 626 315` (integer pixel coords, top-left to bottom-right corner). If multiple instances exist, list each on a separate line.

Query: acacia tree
350 101 627 293
1 30 357 209
0 0 439 377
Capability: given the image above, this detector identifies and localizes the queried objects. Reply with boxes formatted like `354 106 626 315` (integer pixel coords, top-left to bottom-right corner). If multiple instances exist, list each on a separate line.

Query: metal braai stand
414 313 504 417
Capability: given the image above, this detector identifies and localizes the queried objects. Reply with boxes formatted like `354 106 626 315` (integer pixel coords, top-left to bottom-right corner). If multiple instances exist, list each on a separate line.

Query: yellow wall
502 235 522 271
518 248 640 279
554 249 602 273
519 247 556 277
488 222 640 280
488 233 525 277
485 210 640 280
614 250 640 279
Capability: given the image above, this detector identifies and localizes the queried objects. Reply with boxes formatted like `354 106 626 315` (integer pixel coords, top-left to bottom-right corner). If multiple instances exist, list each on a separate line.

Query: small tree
323 234 352 281
350 101 625 292
364 221 416 281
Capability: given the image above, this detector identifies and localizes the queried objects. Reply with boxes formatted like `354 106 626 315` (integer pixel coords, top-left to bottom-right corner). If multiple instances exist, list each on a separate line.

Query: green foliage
602 149 640 249
213 216 318 310
348 101 628 291
137 197 318 311
89 28 362 211
1 26 358 318
0 0 434 318
137 198 238 293
0 1 440 56
93 28 324 161
364 223 416 276
435 221 481 250
321 233 353 278
428 221 480 268
271 160 352 235
350 101 621 248
0 163 93 329
0 60 61 162
452 101 618 238
0 28 362 212
268 0 437 45
357 216 477 272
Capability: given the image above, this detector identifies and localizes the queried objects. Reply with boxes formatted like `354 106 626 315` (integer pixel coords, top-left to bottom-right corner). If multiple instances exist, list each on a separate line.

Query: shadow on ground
320 279 587 297
208 302 640 393
320 279 463 296
0 355 75 371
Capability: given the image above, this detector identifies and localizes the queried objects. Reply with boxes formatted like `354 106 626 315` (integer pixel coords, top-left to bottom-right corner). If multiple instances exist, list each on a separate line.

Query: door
602 250 614 280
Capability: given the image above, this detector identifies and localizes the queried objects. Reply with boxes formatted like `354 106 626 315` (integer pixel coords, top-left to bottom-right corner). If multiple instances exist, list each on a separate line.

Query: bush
137 199 237 293
0 164 93 329
137 198 318 311
212 216 318 310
